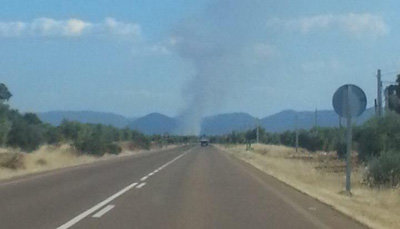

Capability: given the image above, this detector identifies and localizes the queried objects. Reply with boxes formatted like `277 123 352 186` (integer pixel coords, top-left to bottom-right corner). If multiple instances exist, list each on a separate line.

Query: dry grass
0 145 96 180
219 143 400 229
0 144 179 181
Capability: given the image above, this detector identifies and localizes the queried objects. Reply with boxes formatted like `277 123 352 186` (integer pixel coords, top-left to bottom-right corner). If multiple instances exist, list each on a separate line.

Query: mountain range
38 111 134 128
38 108 375 135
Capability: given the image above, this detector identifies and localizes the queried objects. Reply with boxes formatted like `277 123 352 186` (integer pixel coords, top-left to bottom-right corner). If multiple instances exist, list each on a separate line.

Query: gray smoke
173 0 272 135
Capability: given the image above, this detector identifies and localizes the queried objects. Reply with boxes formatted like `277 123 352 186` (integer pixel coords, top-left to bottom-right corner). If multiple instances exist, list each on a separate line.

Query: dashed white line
57 183 138 229
140 176 148 181
92 205 115 218
136 182 146 189
57 151 188 229
156 153 185 172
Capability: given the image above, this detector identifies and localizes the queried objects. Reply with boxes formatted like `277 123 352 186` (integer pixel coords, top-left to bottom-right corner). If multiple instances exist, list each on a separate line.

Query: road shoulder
216 145 369 229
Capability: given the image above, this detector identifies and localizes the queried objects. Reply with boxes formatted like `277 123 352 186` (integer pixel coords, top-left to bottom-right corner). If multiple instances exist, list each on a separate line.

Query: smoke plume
173 0 272 135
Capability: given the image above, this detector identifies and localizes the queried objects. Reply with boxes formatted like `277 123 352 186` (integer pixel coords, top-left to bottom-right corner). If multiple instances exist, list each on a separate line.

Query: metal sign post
333 84 366 194
345 86 352 192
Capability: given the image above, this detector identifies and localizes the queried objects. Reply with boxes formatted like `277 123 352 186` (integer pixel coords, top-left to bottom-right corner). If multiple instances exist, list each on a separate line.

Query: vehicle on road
200 136 209 146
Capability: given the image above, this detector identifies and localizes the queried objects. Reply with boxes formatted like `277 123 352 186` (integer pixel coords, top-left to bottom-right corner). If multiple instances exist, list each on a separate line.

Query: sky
1 0 400 119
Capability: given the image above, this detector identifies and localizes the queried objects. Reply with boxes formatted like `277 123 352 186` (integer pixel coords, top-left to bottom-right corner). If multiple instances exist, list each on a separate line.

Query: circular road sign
332 84 367 118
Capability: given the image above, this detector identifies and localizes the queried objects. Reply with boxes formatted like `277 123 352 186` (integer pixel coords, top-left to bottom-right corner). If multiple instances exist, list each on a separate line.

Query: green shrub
44 125 63 145
355 112 400 161
0 115 11 146
355 124 382 161
106 143 122 155
366 151 400 187
7 120 44 152
265 132 280 144
73 131 107 156
280 131 295 146
71 124 125 156
298 130 323 152
335 142 346 159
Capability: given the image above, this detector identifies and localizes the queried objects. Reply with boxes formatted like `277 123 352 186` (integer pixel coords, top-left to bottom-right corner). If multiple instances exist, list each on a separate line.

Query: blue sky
1 0 400 118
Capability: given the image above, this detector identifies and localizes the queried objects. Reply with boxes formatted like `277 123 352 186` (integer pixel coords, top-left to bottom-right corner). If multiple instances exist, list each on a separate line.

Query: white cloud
104 17 140 37
267 13 388 37
0 17 140 38
65 19 91 36
31 18 61 36
0 21 26 37
132 36 180 56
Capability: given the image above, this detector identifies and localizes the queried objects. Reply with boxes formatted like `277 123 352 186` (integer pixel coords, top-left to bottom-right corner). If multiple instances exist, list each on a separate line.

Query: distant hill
201 112 256 135
38 111 132 128
38 108 376 135
127 113 177 135
261 107 375 132
126 112 258 135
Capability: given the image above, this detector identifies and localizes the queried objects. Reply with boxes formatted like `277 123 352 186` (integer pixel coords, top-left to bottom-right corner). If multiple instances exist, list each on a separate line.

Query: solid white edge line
56 183 137 229
92 205 115 218
136 182 146 189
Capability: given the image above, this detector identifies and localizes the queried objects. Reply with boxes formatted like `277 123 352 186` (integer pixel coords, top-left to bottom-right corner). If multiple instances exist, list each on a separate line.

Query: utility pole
314 108 318 128
377 69 383 117
384 87 389 112
256 119 260 144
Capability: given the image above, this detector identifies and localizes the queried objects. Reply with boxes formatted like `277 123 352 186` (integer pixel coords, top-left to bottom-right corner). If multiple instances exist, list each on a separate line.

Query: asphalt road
0 145 367 229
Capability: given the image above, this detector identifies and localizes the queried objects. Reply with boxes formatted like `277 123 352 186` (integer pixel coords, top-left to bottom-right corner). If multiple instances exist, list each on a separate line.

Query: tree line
0 84 194 156
210 115 400 188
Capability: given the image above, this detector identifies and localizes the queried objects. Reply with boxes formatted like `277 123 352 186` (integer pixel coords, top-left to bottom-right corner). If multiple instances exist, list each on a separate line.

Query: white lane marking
57 151 188 229
140 176 148 181
148 172 154 176
57 183 137 229
136 182 146 189
92 205 115 218
157 153 185 171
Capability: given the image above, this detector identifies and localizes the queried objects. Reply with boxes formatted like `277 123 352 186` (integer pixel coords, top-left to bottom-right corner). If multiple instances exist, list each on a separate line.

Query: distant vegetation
213 111 400 187
0 84 193 156
38 111 131 128
210 126 343 153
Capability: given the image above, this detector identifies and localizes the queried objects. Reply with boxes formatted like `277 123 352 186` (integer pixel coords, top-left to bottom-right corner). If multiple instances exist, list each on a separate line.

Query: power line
381 71 399 75
382 81 396 84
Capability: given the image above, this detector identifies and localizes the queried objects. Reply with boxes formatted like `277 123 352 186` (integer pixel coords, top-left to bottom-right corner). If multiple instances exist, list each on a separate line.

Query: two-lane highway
0 145 367 229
